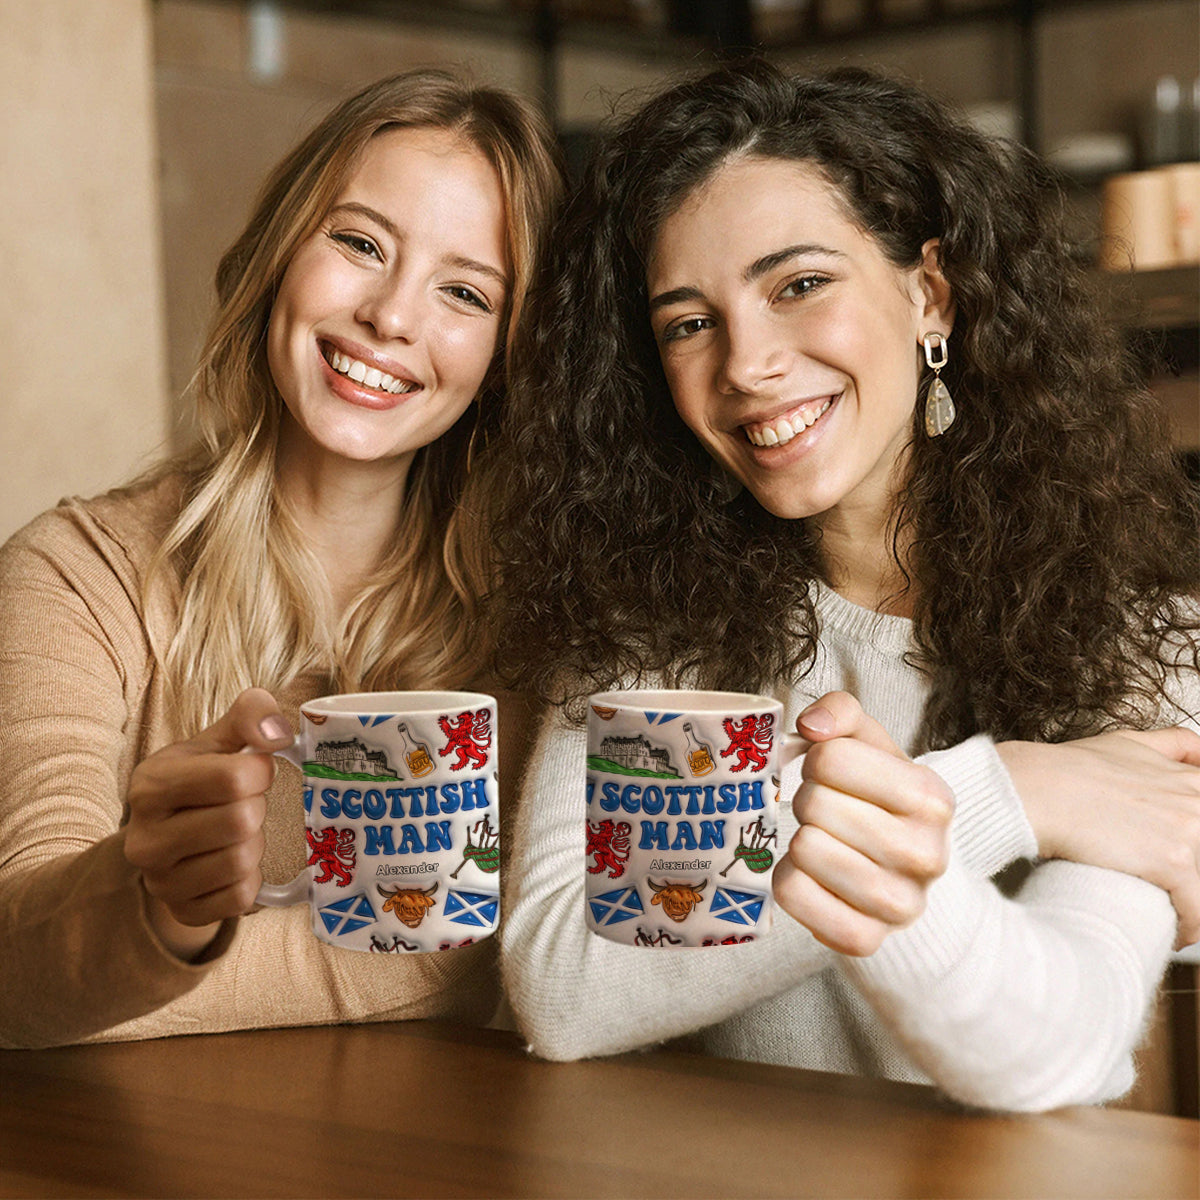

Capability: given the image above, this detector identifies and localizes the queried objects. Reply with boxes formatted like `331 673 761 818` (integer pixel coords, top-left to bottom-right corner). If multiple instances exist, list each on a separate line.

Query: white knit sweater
500 582 1193 1112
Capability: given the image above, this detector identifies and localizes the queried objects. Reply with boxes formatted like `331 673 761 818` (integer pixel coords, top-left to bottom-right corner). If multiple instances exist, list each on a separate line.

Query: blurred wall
0 0 169 541
2 0 1194 541
154 0 1197 433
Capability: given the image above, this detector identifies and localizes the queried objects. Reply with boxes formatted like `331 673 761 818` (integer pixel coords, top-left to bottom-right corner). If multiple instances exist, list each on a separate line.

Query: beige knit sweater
0 475 523 1048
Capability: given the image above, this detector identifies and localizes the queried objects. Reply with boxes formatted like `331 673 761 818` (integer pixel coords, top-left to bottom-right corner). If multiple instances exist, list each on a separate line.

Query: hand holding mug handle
772 691 955 957
124 688 294 960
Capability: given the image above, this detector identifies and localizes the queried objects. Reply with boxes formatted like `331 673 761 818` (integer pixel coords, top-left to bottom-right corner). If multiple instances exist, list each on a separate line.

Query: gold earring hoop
922 332 956 437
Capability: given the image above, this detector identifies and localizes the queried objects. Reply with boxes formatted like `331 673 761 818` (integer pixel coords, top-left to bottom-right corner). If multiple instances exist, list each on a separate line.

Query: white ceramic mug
584 689 801 948
257 691 499 953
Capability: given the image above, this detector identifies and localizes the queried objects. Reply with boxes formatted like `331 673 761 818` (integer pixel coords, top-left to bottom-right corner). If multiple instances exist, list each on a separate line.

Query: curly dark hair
487 59 1199 747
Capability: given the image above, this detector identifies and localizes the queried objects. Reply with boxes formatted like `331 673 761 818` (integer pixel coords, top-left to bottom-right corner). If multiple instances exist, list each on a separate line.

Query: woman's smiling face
267 124 509 478
647 154 950 526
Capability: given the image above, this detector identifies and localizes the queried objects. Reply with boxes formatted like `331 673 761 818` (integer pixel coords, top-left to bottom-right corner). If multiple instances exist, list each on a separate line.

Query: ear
915 238 955 337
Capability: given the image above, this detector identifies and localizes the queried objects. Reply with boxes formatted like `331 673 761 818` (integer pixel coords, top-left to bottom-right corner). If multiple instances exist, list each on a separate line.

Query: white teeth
327 349 414 395
744 399 833 447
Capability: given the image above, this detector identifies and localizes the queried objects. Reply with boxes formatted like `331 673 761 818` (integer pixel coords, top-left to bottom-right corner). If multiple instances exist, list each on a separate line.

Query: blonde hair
147 69 563 733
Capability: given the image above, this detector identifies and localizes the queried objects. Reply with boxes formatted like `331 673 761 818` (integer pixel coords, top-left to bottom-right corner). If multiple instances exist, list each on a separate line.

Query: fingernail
259 715 292 744
799 705 835 736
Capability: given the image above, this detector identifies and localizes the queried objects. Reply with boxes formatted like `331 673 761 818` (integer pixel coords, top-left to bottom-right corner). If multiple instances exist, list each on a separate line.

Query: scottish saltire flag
356 714 394 726
710 887 766 926
445 889 499 927
319 892 377 935
589 886 644 926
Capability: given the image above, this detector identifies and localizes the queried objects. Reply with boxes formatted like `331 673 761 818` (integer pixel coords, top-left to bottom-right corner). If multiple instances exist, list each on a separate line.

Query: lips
320 341 421 398
741 395 837 447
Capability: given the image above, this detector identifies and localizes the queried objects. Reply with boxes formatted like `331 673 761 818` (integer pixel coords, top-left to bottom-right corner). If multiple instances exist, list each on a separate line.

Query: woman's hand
997 728 1200 948
124 688 294 959
773 692 954 957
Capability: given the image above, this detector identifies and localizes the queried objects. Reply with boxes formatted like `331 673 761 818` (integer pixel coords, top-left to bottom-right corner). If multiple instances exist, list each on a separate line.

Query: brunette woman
492 61 1199 1111
0 69 562 1047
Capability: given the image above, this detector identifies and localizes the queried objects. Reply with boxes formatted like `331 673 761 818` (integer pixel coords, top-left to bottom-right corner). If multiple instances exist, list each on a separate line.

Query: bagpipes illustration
718 815 776 877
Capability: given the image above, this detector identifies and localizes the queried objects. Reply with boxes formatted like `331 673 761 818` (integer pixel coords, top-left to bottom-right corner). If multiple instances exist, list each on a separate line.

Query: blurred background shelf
198 0 1197 150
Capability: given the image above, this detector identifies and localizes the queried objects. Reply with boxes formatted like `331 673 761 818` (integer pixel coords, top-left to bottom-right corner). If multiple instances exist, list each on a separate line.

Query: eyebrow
328 201 510 289
649 243 844 312
648 285 704 313
743 243 844 282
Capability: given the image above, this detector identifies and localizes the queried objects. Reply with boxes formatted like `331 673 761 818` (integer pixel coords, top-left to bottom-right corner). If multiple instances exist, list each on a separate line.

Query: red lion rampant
437 709 492 771
720 714 775 772
586 819 631 878
306 827 356 887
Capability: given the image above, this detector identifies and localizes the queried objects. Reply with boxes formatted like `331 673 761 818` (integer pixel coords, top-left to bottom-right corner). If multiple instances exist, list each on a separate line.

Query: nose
355 272 425 344
717 311 787 395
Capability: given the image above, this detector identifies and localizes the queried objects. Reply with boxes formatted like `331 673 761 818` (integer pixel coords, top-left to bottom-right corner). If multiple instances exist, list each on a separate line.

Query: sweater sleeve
776 733 1039 879
0 497 500 1047
841 702 1194 1113
499 706 836 1061
842 852 1174 1111
920 735 1038 875
0 501 231 1046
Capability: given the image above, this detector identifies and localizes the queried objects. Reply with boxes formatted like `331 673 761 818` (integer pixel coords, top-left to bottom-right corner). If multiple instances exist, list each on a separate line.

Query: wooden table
1 1021 1196 1199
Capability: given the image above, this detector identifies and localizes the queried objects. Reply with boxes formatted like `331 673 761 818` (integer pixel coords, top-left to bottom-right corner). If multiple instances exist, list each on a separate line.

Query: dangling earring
922 332 955 437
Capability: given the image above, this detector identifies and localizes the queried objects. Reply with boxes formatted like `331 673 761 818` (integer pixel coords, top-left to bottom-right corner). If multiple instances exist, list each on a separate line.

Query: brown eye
662 316 714 344
331 232 381 259
778 275 827 300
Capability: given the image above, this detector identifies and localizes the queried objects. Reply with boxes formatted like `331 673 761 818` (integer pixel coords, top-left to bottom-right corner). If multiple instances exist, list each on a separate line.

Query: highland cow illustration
647 877 708 922
377 881 439 928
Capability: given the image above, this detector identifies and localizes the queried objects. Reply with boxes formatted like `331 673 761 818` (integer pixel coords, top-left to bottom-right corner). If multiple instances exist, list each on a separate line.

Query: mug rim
589 689 779 712
300 690 495 716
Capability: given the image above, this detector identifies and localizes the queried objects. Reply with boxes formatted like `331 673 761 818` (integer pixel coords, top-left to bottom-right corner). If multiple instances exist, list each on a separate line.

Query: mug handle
253 742 311 908
780 731 807 767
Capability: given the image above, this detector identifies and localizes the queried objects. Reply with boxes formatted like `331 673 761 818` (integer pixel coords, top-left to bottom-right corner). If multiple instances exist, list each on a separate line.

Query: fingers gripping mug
585 690 799 948
257 691 500 953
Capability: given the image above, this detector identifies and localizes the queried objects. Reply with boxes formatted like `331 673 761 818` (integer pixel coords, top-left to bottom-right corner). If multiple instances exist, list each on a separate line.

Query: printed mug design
586 819 632 878
306 827 356 886
437 710 492 770
585 694 783 948
719 816 777 877
720 714 774 772
261 695 500 952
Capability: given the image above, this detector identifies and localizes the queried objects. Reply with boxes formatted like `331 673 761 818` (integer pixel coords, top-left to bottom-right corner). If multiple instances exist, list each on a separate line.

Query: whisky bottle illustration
682 722 716 777
397 723 435 777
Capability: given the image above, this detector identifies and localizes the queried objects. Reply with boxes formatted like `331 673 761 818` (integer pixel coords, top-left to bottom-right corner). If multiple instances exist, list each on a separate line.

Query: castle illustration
600 734 676 775
314 738 394 778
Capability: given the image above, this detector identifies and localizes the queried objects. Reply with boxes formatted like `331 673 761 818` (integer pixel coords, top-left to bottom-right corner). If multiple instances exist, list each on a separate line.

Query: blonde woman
0 69 562 1048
